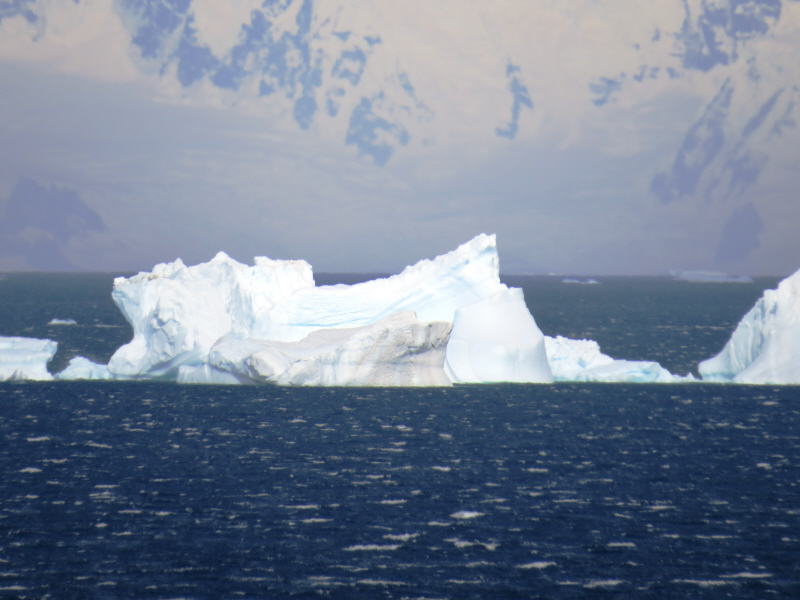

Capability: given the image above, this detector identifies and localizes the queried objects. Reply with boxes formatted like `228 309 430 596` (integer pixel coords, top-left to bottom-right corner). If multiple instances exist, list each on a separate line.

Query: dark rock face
0 179 105 270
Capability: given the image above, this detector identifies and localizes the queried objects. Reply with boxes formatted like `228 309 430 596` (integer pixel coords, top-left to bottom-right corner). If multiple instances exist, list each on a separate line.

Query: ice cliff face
0 336 56 381
105 234 553 385
196 312 452 386
700 267 800 384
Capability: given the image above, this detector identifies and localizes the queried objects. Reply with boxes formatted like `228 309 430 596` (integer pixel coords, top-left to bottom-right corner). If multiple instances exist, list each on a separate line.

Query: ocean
1 274 798 599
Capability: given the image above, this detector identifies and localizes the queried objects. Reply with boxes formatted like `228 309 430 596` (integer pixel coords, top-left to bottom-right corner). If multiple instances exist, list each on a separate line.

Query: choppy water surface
1 382 799 598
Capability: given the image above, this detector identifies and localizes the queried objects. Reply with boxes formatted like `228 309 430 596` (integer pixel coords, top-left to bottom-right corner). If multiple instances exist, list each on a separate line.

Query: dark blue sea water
1 274 799 598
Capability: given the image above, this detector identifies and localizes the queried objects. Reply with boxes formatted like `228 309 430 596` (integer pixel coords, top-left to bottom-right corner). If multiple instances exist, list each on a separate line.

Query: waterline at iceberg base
2 234 797 385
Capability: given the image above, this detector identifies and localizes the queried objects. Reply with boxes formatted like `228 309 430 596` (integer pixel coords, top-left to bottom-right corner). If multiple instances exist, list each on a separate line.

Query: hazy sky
1 0 799 275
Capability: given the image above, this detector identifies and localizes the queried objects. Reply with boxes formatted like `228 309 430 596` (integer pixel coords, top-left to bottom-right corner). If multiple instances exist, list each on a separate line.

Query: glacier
0 336 57 381
100 234 553 386
699 268 800 384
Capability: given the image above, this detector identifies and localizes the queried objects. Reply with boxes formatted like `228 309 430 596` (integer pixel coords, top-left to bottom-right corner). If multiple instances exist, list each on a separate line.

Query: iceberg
48 318 78 326
0 336 57 381
699 268 800 384
43 233 695 386
56 356 112 381
670 270 752 284
104 234 553 385
545 335 689 383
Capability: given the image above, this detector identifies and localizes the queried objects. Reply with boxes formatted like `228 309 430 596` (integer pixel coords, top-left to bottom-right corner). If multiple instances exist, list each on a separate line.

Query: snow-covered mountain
0 0 798 274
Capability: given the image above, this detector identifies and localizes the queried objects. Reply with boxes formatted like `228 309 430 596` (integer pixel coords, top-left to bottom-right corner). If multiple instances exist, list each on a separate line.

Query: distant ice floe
699 267 800 384
0 336 56 381
47 318 78 326
670 270 752 284
561 278 600 285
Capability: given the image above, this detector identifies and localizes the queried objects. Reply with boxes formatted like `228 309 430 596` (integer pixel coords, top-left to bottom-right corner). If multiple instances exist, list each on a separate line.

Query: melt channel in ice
0 337 57 381
699 267 800 384
97 234 553 386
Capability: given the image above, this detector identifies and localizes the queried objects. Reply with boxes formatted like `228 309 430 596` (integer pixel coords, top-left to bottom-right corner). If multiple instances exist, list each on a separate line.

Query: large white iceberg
53 233 696 386
699 268 800 384
0 336 57 381
102 234 553 385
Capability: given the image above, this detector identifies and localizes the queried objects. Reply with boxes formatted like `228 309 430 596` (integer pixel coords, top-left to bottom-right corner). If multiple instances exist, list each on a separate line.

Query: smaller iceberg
48 318 78 326
699 268 800 384
0 336 57 381
56 357 112 381
545 335 690 383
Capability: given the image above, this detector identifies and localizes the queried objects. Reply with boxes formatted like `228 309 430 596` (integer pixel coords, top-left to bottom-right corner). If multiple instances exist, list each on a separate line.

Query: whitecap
86 441 112 449
584 579 624 588
444 538 499 551
301 518 332 524
518 561 556 569
344 544 400 552
355 579 404 586
450 511 484 520
672 579 734 587
383 533 419 542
